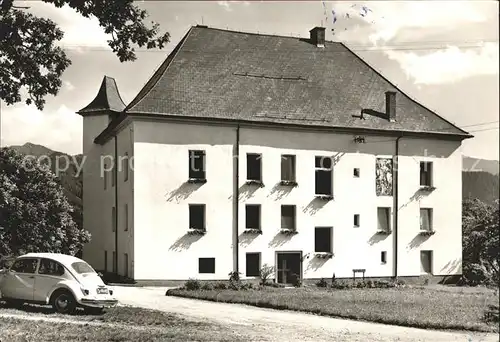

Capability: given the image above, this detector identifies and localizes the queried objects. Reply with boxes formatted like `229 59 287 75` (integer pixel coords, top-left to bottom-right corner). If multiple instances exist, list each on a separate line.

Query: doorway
276 252 302 285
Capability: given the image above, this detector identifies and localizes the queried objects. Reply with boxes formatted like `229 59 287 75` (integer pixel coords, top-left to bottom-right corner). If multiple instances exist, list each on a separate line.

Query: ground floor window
245 253 261 276
420 250 433 274
199 258 215 273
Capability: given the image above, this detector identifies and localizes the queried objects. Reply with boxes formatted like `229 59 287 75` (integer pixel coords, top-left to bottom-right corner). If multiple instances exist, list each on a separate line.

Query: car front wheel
51 290 76 314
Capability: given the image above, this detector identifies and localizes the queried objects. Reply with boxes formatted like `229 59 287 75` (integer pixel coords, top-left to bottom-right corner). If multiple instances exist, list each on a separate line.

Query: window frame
314 156 333 196
281 205 296 230
377 207 391 232
246 153 262 182
419 161 433 187
188 150 206 180
381 251 387 264
198 258 215 274
281 154 296 182
245 252 261 277
420 208 433 232
10 258 39 274
353 168 360 177
189 204 206 231
314 227 333 254
245 204 261 230
37 258 65 277
354 214 360 227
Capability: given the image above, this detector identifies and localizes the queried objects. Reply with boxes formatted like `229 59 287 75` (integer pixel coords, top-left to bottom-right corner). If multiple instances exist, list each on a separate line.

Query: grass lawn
0 303 242 342
167 286 499 332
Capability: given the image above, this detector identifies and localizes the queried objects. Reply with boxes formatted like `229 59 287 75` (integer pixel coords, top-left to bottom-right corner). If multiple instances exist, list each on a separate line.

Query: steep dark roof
78 76 126 115
124 26 469 138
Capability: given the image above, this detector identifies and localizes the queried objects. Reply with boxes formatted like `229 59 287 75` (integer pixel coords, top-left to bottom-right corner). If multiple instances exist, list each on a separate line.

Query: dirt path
114 286 499 342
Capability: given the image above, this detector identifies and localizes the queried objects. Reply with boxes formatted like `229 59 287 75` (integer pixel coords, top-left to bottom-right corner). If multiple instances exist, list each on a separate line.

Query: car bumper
79 298 118 308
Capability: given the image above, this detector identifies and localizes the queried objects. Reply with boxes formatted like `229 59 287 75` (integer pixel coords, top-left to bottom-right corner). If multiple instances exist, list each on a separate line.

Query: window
10 258 38 274
420 250 433 274
38 258 65 276
104 251 108 272
246 253 261 276
281 205 296 230
112 206 116 232
246 153 262 181
377 208 391 232
189 204 205 231
315 156 333 196
123 153 129 182
245 205 261 230
420 208 433 231
381 251 387 264
124 253 129 277
112 252 116 273
72 261 94 274
189 150 206 180
354 214 360 227
315 227 333 253
199 258 215 273
112 164 115 187
353 168 360 177
124 204 129 231
281 155 296 182
420 162 433 186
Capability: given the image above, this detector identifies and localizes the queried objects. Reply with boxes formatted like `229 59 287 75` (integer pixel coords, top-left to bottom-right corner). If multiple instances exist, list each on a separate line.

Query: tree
0 147 90 257
462 198 500 286
0 0 169 110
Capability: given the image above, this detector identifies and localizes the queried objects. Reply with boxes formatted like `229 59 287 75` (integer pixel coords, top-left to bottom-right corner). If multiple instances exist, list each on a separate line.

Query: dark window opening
199 258 215 273
420 162 432 186
315 156 333 195
353 168 360 177
377 208 390 232
245 205 261 229
420 250 432 274
189 150 206 179
281 205 296 230
281 155 296 182
315 227 333 253
354 214 360 227
11 258 38 274
246 253 260 276
189 204 205 230
247 153 262 181
381 251 387 264
420 208 432 231
38 258 65 276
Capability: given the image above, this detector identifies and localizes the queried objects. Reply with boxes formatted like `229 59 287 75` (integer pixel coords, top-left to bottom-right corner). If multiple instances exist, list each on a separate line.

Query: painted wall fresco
376 158 393 196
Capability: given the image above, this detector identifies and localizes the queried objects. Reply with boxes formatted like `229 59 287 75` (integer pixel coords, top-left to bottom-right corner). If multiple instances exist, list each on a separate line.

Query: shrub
259 264 275 285
316 278 329 288
366 280 374 288
331 280 351 290
269 282 286 288
184 278 201 291
355 281 367 288
201 282 214 291
291 273 302 288
228 271 242 290
214 282 227 290
240 282 254 290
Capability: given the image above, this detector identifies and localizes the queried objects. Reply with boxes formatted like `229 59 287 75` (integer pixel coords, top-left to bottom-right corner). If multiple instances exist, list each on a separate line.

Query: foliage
0 147 90 257
213 282 227 290
184 278 201 291
201 282 214 291
0 0 169 110
259 264 275 285
228 271 242 290
316 278 328 287
462 198 500 286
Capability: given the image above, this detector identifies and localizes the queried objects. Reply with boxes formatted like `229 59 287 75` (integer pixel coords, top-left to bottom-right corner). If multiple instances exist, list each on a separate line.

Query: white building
77 26 472 285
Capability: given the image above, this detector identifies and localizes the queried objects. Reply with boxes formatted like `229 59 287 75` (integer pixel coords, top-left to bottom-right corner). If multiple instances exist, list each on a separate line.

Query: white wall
81 115 115 271
132 121 236 280
122 119 463 281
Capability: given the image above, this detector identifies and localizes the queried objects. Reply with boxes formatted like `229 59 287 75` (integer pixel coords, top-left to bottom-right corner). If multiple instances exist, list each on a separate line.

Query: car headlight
80 288 89 296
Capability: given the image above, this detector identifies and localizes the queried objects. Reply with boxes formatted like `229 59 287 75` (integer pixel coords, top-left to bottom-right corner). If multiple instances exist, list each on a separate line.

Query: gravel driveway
114 286 499 342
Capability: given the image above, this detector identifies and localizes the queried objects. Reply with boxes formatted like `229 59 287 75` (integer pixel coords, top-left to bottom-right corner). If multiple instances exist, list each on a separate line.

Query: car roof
18 253 85 266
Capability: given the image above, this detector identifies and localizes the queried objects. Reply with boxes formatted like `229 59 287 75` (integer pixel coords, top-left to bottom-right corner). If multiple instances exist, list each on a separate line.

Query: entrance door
276 252 301 285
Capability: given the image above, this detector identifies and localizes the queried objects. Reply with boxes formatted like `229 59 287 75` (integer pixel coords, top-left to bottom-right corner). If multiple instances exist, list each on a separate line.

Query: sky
1 0 498 160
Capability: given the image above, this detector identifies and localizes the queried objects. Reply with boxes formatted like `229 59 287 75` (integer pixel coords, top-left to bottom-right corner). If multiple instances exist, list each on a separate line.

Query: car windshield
71 261 95 274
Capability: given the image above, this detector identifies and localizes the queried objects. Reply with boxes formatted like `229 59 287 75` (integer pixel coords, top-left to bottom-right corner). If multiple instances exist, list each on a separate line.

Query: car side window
10 258 38 274
38 258 65 276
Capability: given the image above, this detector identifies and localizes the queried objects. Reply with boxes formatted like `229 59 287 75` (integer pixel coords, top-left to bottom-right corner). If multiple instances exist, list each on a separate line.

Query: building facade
77 26 471 284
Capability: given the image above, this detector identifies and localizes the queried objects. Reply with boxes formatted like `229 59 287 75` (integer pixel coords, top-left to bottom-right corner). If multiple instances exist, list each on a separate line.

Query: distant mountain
463 171 499 205
463 156 499 175
9 143 83 230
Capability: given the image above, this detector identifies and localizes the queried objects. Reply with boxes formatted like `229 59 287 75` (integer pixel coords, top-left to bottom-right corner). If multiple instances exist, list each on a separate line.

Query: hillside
462 171 499 205
463 156 499 175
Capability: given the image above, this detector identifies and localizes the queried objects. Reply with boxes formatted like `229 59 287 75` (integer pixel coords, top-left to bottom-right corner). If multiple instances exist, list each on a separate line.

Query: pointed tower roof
77 76 126 115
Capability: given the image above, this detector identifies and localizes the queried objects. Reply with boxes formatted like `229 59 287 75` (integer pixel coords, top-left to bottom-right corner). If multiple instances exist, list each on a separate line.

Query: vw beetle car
0 253 118 314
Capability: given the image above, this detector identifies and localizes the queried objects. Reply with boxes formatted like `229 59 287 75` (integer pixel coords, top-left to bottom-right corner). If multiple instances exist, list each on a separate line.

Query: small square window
353 168 360 177
246 253 260 277
189 204 205 231
381 251 387 264
199 258 215 273
247 153 262 181
354 214 360 227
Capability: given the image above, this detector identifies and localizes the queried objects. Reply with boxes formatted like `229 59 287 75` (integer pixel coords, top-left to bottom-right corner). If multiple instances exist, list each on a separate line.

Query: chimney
309 27 326 47
385 91 396 122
